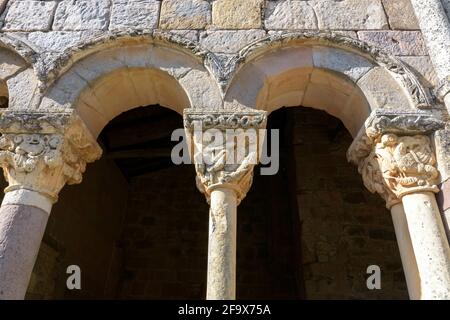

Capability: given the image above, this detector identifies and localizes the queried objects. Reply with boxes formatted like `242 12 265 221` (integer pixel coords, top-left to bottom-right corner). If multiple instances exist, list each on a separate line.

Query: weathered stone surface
410 0 450 84
312 47 374 82
53 0 110 31
0 49 26 80
19 31 102 53
312 0 388 30
2 1 57 31
169 30 199 42
0 0 8 15
382 0 419 30
442 0 450 21
212 0 263 29
358 31 427 55
357 67 412 110
401 56 438 87
159 0 210 30
264 0 317 30
200 30 266 54
110 0 160 31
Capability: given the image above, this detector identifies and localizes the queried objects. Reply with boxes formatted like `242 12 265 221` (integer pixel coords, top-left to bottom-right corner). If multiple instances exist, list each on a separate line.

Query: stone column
0 111 101 300
390 203 421 299
349 123 450 299
410 0 450 112
184 110 267 300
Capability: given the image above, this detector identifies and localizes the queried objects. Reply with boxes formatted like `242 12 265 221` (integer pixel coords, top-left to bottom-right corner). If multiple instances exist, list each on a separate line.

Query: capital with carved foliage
348 111 444 208
0 111 102 202
184 110 267 204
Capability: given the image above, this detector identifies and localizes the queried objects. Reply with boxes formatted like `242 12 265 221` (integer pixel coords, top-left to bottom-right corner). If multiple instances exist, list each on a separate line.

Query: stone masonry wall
0 0 438 88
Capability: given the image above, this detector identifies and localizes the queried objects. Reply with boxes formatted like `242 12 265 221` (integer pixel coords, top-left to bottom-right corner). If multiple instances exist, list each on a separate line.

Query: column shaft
410 0 450 110
0 189 52 299
401 192 450 299
206 188 237 300
390 203 421 299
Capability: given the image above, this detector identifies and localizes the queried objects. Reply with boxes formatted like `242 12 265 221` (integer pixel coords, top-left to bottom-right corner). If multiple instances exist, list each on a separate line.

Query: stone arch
224 32 435 136
0 35 36 109
38 33 222 137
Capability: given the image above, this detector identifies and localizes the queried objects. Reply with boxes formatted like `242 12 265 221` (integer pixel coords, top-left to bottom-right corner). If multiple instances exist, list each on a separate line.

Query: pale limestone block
212 0 263 29
53 0 110 31
400 56 438 87
178 69 223 110
264 0 317 30
6 69 40 110
312 47 374 82
382 0 419 30
311 0 388 30
2 1 57 31
0 49 26 80
199 30 266 54
22 31 102 53
357 67 412 111
169 30 199 42
358 31 428 56
159 0 210 30
110 0 160 31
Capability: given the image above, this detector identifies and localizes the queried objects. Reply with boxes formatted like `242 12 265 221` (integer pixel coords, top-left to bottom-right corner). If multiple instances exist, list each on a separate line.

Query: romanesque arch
223 32 439 136
36 33 222 137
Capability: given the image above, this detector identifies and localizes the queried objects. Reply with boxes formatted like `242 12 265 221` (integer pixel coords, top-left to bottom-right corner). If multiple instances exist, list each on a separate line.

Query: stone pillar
410 0 450 112
0 111 101 300
349 123 450 299
184 110 267 300
390 203 420 299
207 188 237 300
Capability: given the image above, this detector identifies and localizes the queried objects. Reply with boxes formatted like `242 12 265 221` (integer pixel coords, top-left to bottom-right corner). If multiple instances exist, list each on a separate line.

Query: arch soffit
223 32 434 113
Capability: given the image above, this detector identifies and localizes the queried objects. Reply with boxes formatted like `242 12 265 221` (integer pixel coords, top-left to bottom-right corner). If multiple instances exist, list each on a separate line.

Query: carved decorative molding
184 111 267 130
184 110 267 204
0 111 102 201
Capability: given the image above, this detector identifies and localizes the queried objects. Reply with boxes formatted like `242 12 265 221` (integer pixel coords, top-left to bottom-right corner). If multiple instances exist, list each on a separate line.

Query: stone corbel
0 110 102 202
348 110 445 208
183 110 267 204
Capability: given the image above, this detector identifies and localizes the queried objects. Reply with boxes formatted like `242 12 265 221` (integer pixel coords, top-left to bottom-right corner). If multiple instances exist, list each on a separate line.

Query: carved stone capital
349 133 440 208
348 110 444 208
0 111 102 202
184 110 267 204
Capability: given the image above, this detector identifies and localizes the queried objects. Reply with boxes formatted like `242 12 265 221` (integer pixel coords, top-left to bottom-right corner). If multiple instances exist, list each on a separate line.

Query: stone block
382 0 419 30
159 0 210 30
212 0 263 29
400 56 438 87
312 0 388 30
264 0 317 30
53 0 110 31
110 0 160 31
199 29 266 53
358 31 427 55
2 1 57 31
